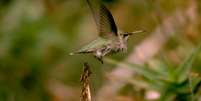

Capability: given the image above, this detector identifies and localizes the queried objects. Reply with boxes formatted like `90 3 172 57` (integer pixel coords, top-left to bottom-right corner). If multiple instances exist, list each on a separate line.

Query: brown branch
81 62 92 101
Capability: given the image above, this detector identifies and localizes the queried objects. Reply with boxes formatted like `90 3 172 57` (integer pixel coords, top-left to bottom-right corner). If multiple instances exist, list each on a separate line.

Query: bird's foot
95 56 103 64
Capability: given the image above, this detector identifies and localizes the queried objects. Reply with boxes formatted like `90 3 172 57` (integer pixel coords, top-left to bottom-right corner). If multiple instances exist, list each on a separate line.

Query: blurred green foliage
0 0 200 101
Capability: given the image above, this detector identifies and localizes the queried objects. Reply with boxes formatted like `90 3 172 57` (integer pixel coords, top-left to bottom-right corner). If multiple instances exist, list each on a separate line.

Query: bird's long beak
127 30 145 35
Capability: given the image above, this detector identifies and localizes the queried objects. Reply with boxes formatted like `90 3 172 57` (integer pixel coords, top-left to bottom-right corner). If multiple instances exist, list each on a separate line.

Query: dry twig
81 62 92 101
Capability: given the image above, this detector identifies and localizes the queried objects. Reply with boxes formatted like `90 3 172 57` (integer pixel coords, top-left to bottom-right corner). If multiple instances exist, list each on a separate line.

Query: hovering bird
70 0 143 63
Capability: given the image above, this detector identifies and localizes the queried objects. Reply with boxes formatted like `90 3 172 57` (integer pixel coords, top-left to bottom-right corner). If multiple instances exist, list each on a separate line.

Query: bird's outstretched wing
86 0 118 39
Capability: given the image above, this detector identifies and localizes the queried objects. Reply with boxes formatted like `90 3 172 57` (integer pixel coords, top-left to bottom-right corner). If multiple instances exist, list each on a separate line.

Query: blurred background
0 0 201 101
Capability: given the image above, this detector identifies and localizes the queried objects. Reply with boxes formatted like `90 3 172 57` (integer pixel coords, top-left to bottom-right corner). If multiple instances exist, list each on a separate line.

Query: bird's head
120 30 144 41
118 30 144 52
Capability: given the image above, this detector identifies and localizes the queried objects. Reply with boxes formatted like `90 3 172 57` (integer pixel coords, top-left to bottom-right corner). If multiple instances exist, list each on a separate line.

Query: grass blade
104 58 160 81
176 44 201 83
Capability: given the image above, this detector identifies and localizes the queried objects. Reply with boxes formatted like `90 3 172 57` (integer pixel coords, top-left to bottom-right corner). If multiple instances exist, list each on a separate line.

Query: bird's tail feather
69 51 91 55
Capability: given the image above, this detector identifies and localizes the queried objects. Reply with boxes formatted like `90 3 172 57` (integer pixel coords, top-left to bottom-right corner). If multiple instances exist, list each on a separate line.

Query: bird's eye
123 34 129 37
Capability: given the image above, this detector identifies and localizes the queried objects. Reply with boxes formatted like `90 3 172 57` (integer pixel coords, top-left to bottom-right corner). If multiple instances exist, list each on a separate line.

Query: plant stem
81 63 92 101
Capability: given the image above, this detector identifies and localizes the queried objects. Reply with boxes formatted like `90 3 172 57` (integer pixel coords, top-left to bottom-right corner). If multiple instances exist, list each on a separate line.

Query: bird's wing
86 0 118 39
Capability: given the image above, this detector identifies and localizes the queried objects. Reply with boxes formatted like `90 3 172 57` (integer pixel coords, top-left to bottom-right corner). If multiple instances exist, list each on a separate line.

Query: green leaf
175 44 201 83
160 54 177 81
104 58 161 81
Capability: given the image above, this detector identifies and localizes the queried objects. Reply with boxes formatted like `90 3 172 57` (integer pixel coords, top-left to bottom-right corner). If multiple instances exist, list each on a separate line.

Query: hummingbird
70 0 143 63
